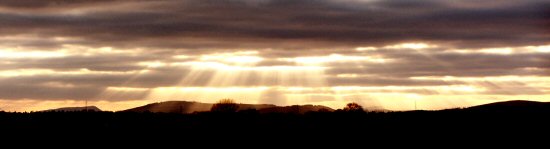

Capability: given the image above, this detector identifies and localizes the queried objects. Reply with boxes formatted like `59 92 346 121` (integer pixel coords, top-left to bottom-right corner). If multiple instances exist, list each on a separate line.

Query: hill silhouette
123 101 333 114
258 105 334 114
464 100 550 112
2 100 550 135
42 106 101 112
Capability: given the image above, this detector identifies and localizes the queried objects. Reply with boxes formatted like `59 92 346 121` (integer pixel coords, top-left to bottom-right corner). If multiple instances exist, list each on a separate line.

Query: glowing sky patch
0 49 67 58
1 42 549 111
384 43 437 50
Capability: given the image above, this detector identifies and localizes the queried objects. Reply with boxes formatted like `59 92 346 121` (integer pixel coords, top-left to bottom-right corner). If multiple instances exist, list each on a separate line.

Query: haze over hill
123 101 334 114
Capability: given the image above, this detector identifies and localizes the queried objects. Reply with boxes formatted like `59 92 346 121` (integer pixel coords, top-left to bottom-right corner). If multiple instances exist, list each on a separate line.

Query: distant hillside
123 101 212 113
465 100 550 112
259 105 334 114
363 106 390 112
42 106 101 112
123 101 333 114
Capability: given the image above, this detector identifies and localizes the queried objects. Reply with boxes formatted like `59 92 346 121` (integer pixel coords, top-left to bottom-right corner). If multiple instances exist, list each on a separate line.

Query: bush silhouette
343 102 364 112
211 99 239 113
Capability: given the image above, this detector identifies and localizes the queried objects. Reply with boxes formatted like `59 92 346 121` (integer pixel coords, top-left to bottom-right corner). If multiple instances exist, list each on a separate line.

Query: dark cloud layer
0 0 548 49
0 0 115 9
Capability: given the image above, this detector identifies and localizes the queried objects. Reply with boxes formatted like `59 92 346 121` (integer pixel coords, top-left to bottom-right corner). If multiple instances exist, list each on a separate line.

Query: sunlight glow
280 54 388 64
336 74 360 78
173 55 191 59
384 43 437 49
0 49 67 58
479 47 514 55
355 47 378 51
139 61 167 68
526 45 550 53
106 87 149 92
445 45 550 54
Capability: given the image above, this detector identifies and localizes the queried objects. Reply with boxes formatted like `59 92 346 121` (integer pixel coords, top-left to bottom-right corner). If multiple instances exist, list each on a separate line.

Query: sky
0 0 549 111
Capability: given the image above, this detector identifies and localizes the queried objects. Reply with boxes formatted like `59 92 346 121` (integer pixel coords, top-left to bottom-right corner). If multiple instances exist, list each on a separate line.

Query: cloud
326 76 459 86
0 44 548 92
476 81 546 95
0 0 550 111
0 83 103 100
327 50 550 77
0 0 548 49
0 0 116 9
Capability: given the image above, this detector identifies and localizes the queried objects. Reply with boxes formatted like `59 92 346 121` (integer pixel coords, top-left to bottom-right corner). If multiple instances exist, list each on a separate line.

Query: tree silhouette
343 102 364 112
211 99 239 113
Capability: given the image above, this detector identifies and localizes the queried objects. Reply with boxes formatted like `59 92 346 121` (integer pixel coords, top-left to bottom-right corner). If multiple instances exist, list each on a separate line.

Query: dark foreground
2 108 550 144
2 101 550 141
2 107 550 133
